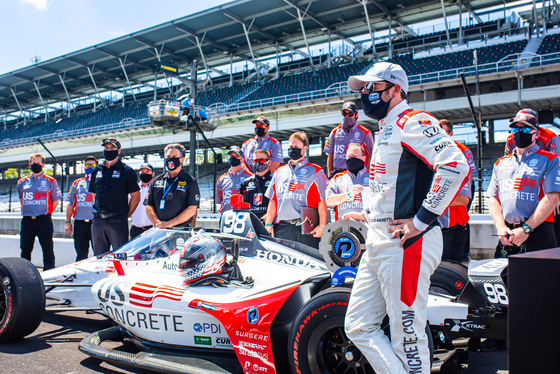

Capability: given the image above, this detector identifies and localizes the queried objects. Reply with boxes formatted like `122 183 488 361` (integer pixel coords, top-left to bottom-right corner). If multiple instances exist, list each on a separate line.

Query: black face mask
288 147 303 161
512 131 535 149
228 157 241 167
361 89 393 120
30 164 43 173
254 161 270 173
255 127 266 137
342 116 356 131
346 157 365 175
139 173 153 183
165 157 181 171
104 150 119 161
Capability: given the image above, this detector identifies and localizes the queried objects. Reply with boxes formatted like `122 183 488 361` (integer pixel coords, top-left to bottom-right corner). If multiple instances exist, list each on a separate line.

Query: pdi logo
193 322 222 334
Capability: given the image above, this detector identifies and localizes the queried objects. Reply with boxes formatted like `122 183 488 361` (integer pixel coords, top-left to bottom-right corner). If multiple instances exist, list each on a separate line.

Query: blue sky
0 0 232 75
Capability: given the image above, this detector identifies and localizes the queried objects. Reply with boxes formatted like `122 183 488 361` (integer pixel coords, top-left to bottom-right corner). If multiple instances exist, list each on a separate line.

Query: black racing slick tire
0 258 45 342
288 287 374 374
430 260 469 297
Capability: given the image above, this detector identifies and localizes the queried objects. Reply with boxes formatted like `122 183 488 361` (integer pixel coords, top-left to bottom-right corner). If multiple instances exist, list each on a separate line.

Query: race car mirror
319 219 367 285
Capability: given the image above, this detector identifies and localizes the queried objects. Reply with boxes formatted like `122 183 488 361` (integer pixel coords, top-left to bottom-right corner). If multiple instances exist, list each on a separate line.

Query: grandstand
1 0 559 214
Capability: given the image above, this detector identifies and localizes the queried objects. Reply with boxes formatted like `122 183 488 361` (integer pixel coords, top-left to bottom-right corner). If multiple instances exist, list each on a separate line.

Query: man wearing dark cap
216 146 252 213
504 109 560 156
89 137 140 255
146 143 200 228
324 102 374 178
130 163 155 239
241 116 283 173
488 108 560 256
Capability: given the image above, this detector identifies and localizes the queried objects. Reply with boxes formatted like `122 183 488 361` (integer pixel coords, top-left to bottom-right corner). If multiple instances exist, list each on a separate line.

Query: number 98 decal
221 211 248 234
483 282 509 305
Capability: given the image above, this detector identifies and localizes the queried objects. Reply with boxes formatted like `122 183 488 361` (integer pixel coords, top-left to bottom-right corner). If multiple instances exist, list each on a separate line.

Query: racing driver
344 62 470 374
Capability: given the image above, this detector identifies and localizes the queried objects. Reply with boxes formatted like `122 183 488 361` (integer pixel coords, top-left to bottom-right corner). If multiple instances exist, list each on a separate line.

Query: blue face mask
84 166 95 175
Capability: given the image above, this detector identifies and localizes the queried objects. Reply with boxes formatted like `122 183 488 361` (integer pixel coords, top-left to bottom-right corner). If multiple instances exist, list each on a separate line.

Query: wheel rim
0 280 7 325
308 318 374 374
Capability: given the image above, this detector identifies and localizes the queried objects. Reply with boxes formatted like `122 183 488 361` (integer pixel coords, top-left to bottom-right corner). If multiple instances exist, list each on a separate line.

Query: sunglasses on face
512 127 535 134
85 164 96 168
363 82 394 94
341 111 354 117
253 158 270 164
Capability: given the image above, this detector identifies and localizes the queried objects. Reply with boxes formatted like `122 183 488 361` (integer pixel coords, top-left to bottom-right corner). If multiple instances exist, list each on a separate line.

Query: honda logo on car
255 249 323 269
193 322 222 334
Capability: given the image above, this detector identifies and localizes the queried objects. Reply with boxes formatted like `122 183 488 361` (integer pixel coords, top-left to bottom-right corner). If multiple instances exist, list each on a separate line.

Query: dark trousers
20 214 55 270
442 224 469 262
274 221 319 249
130 225 152 240
495 221 557 258
73 220 93 262
91 216 129 256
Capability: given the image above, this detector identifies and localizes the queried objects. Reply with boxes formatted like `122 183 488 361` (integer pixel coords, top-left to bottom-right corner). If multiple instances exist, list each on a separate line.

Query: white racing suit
345 101 470 374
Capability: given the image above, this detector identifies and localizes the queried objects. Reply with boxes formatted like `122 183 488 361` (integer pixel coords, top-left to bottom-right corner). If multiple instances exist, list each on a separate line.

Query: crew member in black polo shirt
89 138 140 255
239 149 272 220
145 143 200 227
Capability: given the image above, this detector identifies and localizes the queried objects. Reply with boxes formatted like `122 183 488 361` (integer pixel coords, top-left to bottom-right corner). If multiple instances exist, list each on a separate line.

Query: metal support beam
10 89 25 122
459 0 464 44
241 22 262 80
58 74 75 116
152 46 174 95
86 66 105 109
358 0 378 58
388 15 393 59
464 1 483 23
118 58 137 102
291 4 315 69
32 81 49 121
194 34 214 85
441 0 451 46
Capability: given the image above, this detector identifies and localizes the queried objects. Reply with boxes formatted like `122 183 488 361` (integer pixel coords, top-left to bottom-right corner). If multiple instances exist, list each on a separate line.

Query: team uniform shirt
131 183 152 227
438 172 472 228
66 176 94 220
146 170 200 226
367 101 470 230
216 169 252 213
324 123 374 172
89 159 140 217
265 160 328 221
486 144 560 224
505 127 560 156
17 172 62 216
326 168 370 220
455 141 477 175
239 171 273 219
241 135 283 173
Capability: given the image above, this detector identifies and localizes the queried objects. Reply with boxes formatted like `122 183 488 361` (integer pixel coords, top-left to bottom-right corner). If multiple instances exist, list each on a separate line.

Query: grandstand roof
1 0 515 116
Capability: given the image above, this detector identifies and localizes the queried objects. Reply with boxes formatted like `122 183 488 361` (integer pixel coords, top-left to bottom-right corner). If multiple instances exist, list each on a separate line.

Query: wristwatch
521 222 534 234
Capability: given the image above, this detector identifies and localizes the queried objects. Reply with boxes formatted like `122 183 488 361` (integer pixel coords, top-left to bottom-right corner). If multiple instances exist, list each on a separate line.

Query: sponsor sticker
194 336 212 345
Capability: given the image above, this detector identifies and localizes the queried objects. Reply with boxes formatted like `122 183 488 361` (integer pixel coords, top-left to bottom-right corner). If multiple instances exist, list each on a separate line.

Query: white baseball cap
348 62 409 94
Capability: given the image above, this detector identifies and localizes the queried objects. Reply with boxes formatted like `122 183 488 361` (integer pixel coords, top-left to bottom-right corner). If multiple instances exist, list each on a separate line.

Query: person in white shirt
130 163 155 239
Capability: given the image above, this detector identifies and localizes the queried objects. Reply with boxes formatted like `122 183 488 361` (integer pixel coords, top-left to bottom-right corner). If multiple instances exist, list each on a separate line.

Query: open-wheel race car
0 209 509 374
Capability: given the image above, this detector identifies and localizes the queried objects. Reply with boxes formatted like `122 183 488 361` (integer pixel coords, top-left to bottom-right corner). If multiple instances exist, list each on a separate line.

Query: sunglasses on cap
512 126 536 134
363 81 394 94
253 158 270 164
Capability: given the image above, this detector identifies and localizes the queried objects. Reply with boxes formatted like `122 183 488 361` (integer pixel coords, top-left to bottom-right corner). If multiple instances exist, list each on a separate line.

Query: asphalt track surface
0 310 508 374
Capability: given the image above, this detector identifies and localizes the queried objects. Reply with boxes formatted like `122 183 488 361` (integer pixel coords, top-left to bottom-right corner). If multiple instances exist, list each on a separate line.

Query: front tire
0 258 45 342
288 287 374 374
430 260 468 297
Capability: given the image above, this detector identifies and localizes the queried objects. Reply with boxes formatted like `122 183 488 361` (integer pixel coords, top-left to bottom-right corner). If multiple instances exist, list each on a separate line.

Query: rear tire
0 258 45 342
430 260 468 297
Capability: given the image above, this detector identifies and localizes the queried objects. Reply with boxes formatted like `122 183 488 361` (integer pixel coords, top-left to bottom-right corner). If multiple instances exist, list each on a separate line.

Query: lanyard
162 177 179 199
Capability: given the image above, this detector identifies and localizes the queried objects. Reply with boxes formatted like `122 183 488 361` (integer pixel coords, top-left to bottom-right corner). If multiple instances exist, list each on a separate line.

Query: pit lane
0 310 508 374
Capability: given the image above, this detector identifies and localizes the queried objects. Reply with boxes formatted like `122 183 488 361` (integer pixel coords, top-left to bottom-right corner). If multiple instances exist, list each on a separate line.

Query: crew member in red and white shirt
264 131 328 248
65 156 97 261
241 116 283 173
324 102 374 178
326 143 370 221
216 146 252 213
17 153 62 270
439 119 474 262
